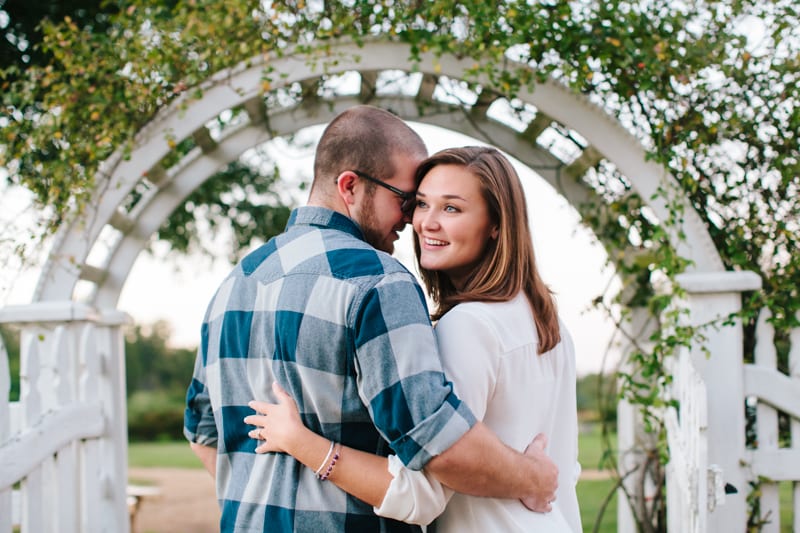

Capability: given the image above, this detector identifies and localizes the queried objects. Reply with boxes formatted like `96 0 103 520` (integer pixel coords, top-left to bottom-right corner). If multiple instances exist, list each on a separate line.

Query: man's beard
359 195 394 254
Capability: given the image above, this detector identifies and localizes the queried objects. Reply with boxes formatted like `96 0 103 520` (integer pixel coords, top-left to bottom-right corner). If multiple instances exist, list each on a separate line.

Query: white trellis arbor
1 39 796 532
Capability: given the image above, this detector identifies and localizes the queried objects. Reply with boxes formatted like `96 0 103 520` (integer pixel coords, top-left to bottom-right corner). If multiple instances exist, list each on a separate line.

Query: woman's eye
444 205 458 213
416 200 427 209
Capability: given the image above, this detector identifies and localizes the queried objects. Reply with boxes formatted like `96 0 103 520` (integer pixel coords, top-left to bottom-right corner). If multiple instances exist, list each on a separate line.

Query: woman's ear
491 225 499 240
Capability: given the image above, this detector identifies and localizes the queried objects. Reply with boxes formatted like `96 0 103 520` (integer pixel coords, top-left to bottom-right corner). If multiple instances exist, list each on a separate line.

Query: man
184 105 557 532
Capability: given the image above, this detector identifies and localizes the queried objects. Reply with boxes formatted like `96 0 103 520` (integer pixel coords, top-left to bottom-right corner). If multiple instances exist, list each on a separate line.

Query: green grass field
578 422 616 471
129 440 205 469
577 422 618 532
577 479 617 532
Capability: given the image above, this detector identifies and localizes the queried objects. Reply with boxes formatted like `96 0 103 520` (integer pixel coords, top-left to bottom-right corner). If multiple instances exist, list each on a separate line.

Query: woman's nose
419 211 439 230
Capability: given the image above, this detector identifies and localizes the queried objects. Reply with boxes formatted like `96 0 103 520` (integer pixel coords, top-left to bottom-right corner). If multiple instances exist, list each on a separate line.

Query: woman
245 146 581 531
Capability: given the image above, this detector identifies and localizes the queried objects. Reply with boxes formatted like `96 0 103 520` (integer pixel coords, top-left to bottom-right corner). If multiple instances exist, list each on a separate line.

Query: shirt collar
287 206 366 241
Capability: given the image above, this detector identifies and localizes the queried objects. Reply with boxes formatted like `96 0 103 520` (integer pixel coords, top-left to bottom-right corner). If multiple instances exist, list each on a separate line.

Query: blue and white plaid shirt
185 206 476 532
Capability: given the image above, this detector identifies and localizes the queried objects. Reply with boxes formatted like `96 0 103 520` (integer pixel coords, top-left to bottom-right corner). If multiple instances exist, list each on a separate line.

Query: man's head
309 105 427 253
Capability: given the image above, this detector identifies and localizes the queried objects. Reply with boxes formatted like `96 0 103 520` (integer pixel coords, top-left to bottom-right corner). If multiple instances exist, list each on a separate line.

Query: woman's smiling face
412 164 498 288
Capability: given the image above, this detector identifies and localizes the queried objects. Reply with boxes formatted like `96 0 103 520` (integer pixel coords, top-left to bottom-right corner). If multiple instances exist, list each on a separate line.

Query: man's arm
425 423 557 511
356 278 553 511
190 442 217 478
420 301 560 512
185 333 219 480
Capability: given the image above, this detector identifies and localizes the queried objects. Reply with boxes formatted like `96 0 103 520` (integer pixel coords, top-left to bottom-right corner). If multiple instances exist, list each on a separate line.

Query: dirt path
129 467 219 533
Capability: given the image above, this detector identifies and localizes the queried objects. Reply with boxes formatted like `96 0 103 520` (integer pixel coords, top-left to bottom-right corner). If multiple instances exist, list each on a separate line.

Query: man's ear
336 171 358 207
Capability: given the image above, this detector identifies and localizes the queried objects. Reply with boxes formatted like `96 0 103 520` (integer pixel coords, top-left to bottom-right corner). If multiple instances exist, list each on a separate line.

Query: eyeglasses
351 170 416 215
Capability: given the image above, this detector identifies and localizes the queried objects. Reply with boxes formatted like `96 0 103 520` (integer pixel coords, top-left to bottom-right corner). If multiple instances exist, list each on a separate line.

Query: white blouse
374 292 582 532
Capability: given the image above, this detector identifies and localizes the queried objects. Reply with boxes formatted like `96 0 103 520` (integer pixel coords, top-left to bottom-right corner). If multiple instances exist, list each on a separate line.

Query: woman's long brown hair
413 146 561 354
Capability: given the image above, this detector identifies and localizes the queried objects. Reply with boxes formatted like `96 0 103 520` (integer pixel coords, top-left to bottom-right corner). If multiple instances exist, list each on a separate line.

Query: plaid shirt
185 206 476 532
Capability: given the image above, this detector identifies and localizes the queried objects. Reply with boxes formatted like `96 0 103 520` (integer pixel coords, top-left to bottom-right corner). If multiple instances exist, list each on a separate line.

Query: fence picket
754 309 780 532
95 316 131 531
0 334 11 533
79 323 103 532
665 347 708 532
53 325 79 533
20 331 44 533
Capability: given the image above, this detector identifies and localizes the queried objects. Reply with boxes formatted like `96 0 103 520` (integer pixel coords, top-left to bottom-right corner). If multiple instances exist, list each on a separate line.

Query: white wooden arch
33 39 724 307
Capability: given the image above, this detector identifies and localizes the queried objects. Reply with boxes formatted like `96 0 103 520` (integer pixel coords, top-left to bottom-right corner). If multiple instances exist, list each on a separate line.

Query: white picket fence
664 307 800 532
743 308 800 532
0 302 130 533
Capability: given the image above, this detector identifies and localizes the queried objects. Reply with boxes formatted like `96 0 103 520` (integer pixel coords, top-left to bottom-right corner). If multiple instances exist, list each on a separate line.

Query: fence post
78 323 104 533
675 271 761 531
95 309 131 532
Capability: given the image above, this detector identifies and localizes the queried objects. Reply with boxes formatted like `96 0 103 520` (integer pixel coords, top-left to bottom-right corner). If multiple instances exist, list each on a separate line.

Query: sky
1 124 622 376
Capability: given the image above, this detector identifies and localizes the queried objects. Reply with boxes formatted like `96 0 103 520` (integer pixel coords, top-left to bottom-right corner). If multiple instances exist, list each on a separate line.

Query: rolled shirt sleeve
373 306 499 523
184 326 218 447
353 272 476 470
373 454 451 525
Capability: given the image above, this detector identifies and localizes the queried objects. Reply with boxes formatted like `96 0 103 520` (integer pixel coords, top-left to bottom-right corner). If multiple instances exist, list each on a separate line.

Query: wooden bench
127 484 162 532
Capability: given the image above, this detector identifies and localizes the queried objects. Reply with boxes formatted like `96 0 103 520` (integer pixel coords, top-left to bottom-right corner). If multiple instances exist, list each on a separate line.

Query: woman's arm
245 382 393 507
246 382 449 525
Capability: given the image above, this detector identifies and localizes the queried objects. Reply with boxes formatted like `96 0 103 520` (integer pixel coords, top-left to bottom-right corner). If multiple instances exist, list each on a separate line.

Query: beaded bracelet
318 443 340 481
314 440 335 477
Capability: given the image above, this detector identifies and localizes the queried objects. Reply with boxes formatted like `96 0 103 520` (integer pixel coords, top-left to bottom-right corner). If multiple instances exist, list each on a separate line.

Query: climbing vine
2 1 799 530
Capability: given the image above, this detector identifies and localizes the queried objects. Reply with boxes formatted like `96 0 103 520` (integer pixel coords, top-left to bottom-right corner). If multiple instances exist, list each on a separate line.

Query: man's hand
520 433 558 512
425 423 559 504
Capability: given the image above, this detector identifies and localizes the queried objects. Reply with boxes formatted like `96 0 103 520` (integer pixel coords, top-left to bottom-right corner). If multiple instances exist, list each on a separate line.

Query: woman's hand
245 381 307 454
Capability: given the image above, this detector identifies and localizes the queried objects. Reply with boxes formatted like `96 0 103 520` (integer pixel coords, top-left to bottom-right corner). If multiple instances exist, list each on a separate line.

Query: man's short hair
312 106 426 192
